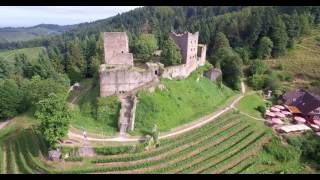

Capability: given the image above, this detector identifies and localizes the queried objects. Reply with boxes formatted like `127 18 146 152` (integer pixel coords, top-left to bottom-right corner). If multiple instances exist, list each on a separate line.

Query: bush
314 36 320 43
275 63 284 70
278 72 293 82
288 132 320 163
264 138 299 163
94 145 136 155
256 105 266 114
65 156 83 162
310 80 320 86
96 96 120 123
249 74 265 90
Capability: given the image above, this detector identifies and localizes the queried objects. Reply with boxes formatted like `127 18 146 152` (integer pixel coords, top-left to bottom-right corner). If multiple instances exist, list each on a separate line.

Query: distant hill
0 47 47 63
0 24 78 43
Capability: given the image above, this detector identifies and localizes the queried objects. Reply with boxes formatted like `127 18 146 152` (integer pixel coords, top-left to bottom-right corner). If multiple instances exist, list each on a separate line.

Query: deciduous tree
35 93 71 148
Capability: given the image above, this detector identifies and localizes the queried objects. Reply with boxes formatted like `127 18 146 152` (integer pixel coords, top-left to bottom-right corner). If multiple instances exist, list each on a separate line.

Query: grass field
266 28 320 89
134 67 237 134
68 79 119 136
0 47 47 63
236 92 268 119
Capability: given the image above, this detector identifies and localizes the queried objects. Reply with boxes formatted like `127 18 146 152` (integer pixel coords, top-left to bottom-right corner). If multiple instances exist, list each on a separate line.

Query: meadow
134 66 237 134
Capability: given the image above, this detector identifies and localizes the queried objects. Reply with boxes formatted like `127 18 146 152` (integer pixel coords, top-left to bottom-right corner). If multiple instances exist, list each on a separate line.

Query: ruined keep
99 32 160 97
162 32 207 79
99 31 207 97
99 31 207 134
103 32 133 66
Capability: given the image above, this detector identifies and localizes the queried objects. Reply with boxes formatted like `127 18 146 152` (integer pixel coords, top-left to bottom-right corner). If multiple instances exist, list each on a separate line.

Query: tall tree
271 15 288 58
35 93 71 148
0 79 23 119
257 36 273 59
213 32 230 52
161 37 182 66
66 38 86 82
28 75 69 106
299 13 311 35
134 33 158 61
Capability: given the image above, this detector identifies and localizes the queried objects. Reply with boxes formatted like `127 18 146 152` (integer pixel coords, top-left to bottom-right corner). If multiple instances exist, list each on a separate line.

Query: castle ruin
99 31 207 134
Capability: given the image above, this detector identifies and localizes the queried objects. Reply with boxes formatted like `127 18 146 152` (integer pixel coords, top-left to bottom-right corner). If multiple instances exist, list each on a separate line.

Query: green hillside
0 47 47 62
134 65 237 134
0 24 77 43
266 28 320 89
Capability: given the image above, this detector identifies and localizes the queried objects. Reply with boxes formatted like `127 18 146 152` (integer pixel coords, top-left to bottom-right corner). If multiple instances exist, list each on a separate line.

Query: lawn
235 92 267 119
134 66 237 134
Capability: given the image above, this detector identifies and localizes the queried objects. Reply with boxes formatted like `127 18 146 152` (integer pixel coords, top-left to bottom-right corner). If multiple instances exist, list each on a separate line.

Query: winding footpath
0 119 12 130
67 81 247 143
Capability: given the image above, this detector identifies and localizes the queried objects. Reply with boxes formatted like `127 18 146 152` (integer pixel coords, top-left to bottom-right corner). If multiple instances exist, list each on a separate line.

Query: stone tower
103 32 133 66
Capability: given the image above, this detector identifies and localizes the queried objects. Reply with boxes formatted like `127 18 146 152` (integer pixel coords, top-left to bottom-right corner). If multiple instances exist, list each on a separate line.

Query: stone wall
197 44 207 66
128 96 138 131
108 53 133 66
99 65 158 97
104 32 133 66
161 64 188 79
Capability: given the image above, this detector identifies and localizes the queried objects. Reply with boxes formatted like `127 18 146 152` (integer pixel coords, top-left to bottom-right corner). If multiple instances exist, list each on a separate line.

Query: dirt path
70 87 91 105
67 81 246 143
0 119 12 130
296 44 320 55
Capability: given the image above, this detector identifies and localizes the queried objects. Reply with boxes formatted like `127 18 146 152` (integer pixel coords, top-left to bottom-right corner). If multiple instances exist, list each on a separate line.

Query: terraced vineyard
0 128 54 174
0 111 277 174
53 111 273 174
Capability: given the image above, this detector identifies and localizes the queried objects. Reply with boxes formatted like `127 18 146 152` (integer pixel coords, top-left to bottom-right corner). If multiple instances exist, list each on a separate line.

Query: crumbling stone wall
128 96 138 131
104 32 133 66
99 65 158 97
100 31 207 96
198 44 207 66
161 64 188 79
166 31 206 79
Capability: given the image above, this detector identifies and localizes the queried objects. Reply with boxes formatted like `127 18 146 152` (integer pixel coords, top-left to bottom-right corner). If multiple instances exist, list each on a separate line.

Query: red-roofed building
282 89 320 122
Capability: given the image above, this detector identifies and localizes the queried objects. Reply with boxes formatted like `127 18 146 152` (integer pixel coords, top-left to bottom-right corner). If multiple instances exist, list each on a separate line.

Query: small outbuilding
48 149 61 161
204 68 222 82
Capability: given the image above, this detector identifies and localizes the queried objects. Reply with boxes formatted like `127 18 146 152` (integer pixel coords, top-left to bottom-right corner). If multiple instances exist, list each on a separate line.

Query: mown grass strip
63 122 250 174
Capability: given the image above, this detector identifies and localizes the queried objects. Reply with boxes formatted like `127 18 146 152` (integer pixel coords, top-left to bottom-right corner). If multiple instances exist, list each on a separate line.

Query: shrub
65 156 83 162
96 96 120 123
249 74 265 90
310 80 320 86
275 63 284 70
256 105 266 114
263 138 299 163
314 36 320 43
278 72 293 82
94 145 136 155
